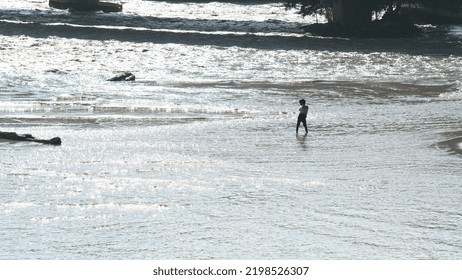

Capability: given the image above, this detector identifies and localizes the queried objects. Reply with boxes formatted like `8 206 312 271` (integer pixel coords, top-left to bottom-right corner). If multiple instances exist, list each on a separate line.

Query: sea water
0 0 461 259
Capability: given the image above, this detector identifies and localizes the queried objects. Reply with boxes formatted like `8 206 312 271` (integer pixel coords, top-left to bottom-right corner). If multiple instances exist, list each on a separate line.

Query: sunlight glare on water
0 0 461 260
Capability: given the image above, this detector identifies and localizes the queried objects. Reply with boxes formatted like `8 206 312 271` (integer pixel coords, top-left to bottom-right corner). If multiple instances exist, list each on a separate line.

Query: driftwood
0 131 62 145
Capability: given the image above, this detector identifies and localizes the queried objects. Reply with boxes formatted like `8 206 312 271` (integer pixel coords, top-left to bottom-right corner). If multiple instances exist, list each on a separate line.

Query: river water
0 0 461 259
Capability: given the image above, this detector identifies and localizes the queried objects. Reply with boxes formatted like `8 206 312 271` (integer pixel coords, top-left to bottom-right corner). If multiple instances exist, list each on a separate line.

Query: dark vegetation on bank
287 0 462 38
148 0 282 3
304 15 420 38
131 1 462 38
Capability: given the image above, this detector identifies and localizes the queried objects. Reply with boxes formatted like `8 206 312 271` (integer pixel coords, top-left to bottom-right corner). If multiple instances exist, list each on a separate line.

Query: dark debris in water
436 133 462 156
0 131 62 146
107 72 135 81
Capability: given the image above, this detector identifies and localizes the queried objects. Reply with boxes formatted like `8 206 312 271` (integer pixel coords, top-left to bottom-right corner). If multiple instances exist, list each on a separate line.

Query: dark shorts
297 114 307 126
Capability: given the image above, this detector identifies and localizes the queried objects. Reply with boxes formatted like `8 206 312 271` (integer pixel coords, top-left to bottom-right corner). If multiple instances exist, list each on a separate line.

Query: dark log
0 131 62 145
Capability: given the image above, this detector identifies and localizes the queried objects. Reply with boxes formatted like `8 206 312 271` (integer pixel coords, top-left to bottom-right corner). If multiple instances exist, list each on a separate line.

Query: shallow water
0 0 461 259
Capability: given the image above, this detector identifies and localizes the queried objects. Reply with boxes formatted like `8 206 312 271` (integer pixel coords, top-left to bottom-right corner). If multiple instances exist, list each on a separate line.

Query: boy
296 99 308 134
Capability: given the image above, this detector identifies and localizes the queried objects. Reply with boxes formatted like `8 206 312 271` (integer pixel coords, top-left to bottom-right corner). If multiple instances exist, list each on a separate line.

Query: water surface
0 0 461 259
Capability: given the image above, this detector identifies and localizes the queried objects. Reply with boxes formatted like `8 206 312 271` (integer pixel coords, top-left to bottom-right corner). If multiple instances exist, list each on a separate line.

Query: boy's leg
302 119 308 133
296 114 304 134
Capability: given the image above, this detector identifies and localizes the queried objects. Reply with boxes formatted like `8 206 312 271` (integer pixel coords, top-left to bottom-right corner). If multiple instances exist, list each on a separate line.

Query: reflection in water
296 133 308 151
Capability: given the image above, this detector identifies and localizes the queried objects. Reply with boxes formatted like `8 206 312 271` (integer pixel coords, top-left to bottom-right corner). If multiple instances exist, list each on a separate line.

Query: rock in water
108 72 135 81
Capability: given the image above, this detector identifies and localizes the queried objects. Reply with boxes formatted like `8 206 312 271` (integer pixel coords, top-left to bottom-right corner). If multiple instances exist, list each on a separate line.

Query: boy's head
299 99 306 105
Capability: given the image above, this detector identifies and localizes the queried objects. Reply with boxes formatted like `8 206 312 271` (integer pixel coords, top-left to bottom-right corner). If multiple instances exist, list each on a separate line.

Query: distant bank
154 0 283 3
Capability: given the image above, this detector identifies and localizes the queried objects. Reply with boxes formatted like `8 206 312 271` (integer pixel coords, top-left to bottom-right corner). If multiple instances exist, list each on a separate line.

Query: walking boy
296 99 308 134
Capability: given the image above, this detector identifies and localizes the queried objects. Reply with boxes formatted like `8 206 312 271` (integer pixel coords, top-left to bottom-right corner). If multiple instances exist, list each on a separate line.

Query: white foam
440 89 462 100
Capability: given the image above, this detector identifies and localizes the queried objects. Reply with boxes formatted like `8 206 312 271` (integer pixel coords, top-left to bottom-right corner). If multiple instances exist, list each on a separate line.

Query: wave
1 7 462 55
90 105 245 115
440 91 462 100
439 82 462 100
